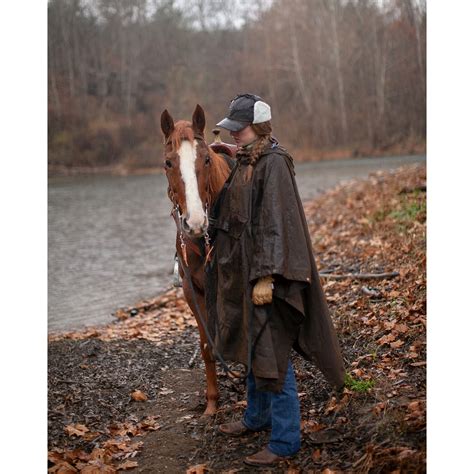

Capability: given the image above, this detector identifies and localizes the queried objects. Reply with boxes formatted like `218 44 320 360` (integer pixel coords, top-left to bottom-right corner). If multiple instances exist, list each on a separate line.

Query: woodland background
48 0 426 172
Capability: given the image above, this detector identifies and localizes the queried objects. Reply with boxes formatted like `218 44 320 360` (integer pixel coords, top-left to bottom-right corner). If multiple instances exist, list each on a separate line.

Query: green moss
344 373 375 392
388 197 426 223
369 190 426 229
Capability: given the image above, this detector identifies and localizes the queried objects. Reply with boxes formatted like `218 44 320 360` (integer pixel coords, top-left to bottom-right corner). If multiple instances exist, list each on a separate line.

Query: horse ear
192 104 206 136
160 109 174 138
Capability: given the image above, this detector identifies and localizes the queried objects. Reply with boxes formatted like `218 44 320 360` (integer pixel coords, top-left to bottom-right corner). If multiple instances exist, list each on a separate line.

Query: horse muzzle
181 213 209 237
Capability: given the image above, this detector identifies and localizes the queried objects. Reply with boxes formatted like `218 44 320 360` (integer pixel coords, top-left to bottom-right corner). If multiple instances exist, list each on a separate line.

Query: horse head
161 104 217 238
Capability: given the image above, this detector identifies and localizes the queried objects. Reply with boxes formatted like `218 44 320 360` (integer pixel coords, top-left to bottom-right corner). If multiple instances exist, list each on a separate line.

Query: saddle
209 128 237 164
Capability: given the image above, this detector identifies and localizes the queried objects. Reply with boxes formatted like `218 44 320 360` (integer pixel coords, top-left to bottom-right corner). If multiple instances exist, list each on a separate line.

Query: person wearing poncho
205 93 345 466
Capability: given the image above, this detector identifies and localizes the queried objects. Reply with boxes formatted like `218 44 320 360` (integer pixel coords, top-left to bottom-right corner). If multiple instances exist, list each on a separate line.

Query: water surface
48 154 426 332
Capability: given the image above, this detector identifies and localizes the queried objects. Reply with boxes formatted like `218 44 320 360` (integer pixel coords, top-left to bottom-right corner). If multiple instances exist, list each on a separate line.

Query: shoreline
48 143 426 178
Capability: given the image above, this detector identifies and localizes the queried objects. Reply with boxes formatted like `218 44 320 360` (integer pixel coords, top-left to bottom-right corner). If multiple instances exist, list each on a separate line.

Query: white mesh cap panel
253 100 271 123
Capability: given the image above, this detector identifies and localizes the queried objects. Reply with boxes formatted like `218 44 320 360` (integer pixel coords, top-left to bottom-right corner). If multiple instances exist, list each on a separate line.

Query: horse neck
208 148 231 205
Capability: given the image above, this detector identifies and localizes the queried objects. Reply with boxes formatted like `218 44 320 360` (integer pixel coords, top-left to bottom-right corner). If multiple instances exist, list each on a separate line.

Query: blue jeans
242 358 301 456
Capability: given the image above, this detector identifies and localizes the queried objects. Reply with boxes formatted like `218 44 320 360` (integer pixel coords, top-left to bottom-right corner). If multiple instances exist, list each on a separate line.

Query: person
204 93 346 467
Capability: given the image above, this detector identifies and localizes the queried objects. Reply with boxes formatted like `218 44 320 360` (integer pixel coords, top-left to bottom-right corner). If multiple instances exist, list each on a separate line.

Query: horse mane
208 148 232 203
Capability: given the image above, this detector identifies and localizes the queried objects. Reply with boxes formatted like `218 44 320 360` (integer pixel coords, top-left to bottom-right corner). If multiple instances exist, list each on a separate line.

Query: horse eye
165 159 172 168
205 156 210 165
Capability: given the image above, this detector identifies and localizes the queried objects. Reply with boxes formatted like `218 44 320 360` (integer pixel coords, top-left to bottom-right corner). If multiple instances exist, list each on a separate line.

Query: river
48 154 426 332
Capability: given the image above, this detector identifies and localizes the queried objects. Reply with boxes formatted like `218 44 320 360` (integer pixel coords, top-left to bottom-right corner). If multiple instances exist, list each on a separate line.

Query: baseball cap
216 93 272 132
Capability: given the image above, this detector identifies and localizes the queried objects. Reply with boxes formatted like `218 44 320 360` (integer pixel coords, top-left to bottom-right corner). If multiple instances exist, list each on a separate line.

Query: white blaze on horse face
178 139 205 231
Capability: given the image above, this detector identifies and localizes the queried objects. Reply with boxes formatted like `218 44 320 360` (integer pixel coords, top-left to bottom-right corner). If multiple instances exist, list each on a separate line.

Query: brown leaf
138 416 161 431
351 368 364 377
64 424 89 437
383 320 396 330
312 449 321 462
116 460 139 470
408 400 422 412
186 464 209 474
47 461 78 473
80 462 116 474
82 431 101 441
377 333 396 345
301 419 326 432
390 339 404 348
394 323 409 333
372 401 388 415
48 450 65 464
89 447 112 464
64 448 92 462
131 390 148 401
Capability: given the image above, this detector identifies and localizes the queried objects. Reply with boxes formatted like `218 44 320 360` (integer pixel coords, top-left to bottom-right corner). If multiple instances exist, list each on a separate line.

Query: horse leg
195 315 219 416
181 279 219 416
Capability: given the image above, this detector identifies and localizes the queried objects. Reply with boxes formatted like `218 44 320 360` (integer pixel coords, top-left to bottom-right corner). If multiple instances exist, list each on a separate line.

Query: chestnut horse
160 104 236 415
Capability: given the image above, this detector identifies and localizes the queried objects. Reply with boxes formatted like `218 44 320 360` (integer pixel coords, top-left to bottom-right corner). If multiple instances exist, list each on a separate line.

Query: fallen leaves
49 415 160 472
353 444 424 473
403 400 426 430
48 287 197 346
324 394 351 415
303 164 426 470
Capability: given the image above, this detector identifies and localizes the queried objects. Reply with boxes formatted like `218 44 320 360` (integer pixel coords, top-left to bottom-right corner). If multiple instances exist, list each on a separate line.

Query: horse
160 104 236 416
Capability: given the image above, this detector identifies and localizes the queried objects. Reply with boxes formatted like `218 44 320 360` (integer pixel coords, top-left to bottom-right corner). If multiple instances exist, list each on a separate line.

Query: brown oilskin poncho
205 137 345 392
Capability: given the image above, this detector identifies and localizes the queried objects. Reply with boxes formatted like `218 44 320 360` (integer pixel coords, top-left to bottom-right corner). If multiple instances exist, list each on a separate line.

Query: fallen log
319 271 399 280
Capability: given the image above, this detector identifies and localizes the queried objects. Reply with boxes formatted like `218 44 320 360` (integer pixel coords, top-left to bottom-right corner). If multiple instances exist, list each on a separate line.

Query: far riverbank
48 142 425 178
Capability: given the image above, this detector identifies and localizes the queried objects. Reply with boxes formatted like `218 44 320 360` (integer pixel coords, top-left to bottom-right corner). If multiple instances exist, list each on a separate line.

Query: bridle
164 133 214 267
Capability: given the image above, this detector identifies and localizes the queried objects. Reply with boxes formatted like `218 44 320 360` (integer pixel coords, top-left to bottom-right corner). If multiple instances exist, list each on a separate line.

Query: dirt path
126 368 204 473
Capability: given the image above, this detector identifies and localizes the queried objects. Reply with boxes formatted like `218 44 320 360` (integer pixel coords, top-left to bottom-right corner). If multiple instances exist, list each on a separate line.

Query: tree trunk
329 0 348 144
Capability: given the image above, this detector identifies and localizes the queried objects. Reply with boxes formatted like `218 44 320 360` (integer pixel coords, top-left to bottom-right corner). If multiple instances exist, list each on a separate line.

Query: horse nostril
182 218 190 231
